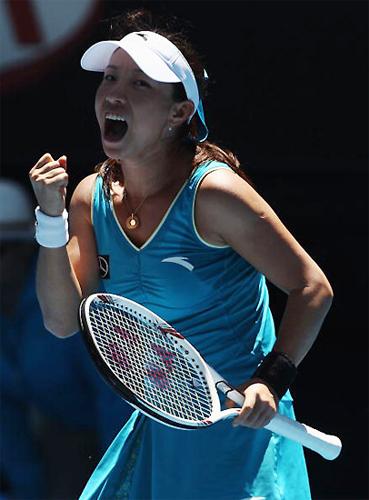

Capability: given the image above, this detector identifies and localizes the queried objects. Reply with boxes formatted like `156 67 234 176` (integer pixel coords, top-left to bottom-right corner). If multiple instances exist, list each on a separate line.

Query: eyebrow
105 65 146 75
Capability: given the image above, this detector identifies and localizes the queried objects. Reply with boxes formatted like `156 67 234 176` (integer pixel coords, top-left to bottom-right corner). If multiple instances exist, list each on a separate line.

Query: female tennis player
29 9 333 500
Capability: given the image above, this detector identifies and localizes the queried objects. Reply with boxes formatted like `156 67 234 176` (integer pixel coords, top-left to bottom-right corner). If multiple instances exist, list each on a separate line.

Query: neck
118 145 194 200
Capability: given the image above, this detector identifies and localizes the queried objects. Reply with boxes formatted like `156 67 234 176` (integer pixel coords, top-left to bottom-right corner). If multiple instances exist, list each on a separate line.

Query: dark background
1 1 368 498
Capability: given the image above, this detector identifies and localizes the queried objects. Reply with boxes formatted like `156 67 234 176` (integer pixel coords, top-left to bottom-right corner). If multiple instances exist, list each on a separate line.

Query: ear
169 100 195 128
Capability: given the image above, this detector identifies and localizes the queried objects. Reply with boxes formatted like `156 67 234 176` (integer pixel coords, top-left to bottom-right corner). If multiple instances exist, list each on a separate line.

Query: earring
168 126 173 132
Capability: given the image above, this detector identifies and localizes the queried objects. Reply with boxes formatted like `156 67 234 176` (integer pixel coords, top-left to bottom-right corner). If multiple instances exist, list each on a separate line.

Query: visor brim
81 40 181 84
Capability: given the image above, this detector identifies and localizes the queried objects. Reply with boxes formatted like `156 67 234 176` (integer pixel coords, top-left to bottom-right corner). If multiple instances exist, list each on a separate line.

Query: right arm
29 153 100 337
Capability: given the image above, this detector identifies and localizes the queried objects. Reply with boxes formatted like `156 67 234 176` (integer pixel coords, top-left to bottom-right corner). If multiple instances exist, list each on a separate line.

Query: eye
134 79 150 88
103 74 116 82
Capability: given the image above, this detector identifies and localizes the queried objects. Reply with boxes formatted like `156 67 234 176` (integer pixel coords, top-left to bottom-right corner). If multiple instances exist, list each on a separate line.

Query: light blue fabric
81 161 311 499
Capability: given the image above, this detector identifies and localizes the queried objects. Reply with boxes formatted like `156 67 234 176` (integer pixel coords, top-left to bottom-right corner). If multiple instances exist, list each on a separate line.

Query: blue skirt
79 397 311 500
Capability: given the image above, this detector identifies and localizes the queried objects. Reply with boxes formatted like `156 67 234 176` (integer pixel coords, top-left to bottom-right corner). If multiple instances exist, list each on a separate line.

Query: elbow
311 274 334 311
320 274 334 302
323 282 334 305
292 271 334 312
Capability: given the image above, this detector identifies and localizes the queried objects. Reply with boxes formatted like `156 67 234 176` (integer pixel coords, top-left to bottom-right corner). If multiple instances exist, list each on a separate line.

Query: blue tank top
92 161 276 385
81 161 310 500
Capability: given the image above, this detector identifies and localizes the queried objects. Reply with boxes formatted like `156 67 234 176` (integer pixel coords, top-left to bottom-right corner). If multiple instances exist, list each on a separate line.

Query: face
95 49 180 162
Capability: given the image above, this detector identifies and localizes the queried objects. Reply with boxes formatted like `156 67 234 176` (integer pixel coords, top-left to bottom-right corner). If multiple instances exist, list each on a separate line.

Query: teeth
106 113 126 122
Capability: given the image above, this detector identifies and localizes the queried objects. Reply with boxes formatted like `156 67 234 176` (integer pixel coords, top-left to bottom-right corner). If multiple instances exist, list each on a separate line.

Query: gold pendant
126 214 140 230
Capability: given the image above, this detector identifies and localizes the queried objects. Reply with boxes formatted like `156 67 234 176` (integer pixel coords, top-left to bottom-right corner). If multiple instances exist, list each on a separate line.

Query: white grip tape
207 365 342 460
265 414 342 460
35 206 69 248
227 385 342 460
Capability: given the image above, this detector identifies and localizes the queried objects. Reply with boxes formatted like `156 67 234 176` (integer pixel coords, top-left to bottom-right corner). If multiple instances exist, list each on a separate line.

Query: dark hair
95 8 251 196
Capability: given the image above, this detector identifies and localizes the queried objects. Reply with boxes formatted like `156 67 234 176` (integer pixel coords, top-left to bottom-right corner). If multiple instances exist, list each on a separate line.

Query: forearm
273 280 333 366
36 246 82 337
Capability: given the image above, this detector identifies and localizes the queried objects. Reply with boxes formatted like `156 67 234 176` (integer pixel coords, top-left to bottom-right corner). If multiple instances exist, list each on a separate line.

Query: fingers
32 166 67 184
30 152 55 173
232 401 275 428
231 383 278 429
29 153 68 216
30 158 68 190
35 152 54 166
30 154 67 177
58 155 67 169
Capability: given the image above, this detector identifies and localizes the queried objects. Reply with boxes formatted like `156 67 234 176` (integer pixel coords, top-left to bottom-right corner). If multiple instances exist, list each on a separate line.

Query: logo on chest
161 256 194 272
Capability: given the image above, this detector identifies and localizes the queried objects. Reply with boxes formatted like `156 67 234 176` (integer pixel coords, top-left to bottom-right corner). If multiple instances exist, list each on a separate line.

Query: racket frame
79 294 223 429
79 293 342 460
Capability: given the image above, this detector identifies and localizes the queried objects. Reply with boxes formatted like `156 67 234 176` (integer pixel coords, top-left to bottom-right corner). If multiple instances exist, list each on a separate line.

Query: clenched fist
29 153 68 216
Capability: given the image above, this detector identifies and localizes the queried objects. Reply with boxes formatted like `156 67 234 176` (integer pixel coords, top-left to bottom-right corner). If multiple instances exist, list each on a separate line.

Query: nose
105 95 126 105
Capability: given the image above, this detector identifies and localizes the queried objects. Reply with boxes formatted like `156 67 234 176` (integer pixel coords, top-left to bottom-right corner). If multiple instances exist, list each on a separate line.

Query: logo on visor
137 33 148 41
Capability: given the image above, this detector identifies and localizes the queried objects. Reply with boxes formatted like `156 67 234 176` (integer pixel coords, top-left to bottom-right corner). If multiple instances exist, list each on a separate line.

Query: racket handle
226 388 342 460
209 366 342 460
265 414 342 460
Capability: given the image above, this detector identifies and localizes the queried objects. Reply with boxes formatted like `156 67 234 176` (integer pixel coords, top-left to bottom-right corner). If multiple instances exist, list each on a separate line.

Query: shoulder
72 173 99 202
198 167 242 194
70 173 99 208
195 167 272 246
69 173 99 223
197 167 268 221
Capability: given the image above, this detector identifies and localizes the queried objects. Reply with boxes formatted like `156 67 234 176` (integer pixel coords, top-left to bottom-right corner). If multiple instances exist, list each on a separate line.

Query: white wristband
35 206 69 248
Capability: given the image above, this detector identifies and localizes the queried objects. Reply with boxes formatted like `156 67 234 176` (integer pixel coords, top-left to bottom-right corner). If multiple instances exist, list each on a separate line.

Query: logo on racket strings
146 364 171 390
108 342 130 370
114 325 138 344
145 343 177 390
151 343 176 372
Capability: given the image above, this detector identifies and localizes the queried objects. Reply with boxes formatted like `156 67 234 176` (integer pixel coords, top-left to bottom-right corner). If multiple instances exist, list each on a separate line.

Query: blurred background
1 0 367 499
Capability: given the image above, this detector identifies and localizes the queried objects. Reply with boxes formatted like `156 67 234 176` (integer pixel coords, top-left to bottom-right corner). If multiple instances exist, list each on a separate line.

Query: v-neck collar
110 177 189 252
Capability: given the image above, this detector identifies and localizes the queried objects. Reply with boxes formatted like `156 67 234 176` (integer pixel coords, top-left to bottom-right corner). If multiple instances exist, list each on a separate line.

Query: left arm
196 168 333 427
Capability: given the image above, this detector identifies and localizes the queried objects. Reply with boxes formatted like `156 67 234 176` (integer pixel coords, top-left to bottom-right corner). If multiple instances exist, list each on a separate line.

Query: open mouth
104 114 128 142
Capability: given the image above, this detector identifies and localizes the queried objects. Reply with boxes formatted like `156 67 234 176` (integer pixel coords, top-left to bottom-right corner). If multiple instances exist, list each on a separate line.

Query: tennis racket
79 293 342 460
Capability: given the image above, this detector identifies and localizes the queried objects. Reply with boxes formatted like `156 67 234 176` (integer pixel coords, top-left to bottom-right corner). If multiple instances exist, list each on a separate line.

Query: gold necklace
122 188 148 230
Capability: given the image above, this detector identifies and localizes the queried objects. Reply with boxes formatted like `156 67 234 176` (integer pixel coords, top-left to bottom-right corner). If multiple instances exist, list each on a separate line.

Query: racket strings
89 301 213 422
92 306 210 419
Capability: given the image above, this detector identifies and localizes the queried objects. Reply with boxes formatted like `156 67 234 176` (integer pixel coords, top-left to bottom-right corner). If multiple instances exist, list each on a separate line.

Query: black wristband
251 351 297 400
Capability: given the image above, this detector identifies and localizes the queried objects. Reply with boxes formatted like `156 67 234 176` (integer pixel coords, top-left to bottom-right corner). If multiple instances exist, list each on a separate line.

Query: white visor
81 31 208 141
